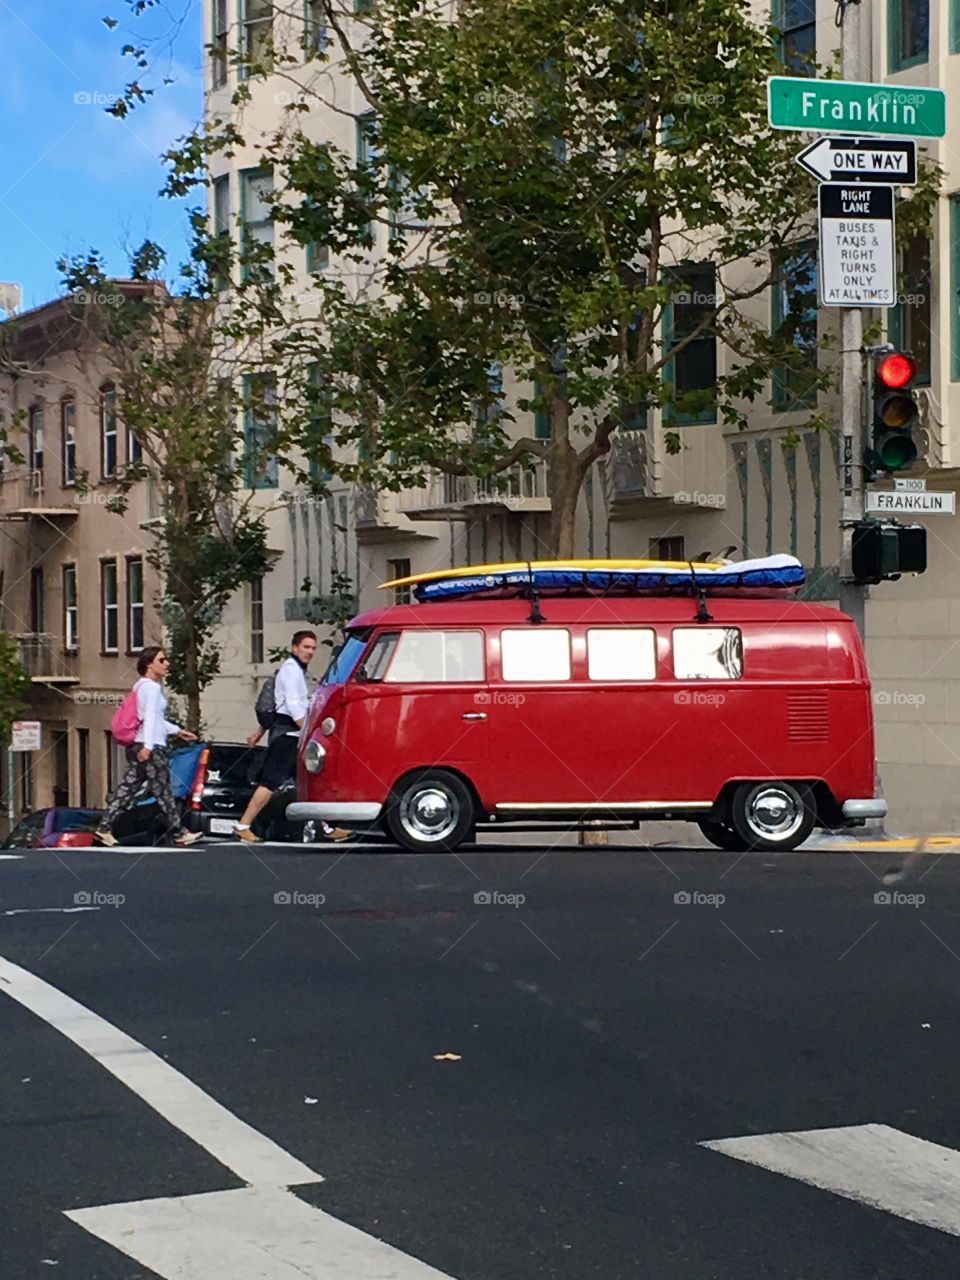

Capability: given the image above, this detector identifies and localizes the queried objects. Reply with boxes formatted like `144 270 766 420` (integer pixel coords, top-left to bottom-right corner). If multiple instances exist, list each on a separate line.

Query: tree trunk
546 450 582 559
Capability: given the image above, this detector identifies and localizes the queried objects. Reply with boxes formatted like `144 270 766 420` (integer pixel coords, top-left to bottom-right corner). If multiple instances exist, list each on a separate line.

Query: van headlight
304 740 326 774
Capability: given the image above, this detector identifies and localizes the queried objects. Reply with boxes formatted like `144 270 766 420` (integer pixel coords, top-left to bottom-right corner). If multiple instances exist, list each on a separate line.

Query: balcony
17 634 80 685
354 484 438 543
0 471 78 521
605 432 725 519
400 460 551 521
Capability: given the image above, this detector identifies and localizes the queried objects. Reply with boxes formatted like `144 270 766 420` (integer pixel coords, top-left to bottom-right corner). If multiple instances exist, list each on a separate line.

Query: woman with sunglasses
95 646 202 848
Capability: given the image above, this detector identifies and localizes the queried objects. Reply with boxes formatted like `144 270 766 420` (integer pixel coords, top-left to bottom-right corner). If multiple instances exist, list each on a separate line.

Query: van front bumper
286 802 383 823
842 799 888 820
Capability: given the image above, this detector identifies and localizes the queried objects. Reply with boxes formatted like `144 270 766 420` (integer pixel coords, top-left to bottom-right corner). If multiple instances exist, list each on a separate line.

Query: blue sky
0 0 203 312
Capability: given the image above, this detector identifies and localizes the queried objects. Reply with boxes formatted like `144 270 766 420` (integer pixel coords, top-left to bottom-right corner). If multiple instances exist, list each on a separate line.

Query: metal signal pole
836 0 866 637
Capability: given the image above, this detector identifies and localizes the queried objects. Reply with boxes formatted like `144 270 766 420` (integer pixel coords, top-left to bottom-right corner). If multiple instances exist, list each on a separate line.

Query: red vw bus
289 591 885 853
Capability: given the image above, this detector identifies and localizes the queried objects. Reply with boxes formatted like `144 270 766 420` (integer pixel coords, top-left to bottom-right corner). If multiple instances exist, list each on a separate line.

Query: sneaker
235 826 262 844
95 829 118 847
324 827 353 843
174 830 203 847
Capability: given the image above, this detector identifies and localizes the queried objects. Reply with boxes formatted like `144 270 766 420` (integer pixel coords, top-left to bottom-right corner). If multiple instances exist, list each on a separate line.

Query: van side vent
788 692 829 742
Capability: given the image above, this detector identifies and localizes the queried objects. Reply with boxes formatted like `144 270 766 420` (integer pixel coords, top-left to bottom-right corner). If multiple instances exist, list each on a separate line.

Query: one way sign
796 137 917 186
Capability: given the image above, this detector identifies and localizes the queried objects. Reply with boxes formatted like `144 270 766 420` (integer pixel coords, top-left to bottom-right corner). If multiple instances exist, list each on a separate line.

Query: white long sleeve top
134 678 182 749
273 655 310 731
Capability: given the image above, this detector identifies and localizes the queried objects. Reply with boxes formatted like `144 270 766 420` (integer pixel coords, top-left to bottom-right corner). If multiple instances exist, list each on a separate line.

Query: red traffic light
877 352 917 389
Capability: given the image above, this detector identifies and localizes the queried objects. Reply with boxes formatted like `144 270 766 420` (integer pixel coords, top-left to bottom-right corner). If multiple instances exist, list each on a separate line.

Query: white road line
701 1123 960 1237
0 953 321 1188
3 907 99 916
68 1186 456 1280
0 853 24 859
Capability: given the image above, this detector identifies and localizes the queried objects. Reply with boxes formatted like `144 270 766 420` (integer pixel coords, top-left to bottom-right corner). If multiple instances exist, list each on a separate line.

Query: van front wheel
730 781 815 852
386 770 475 853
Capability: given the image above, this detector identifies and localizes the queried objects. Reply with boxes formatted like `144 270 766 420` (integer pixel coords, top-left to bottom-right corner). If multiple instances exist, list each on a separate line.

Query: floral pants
103 746 180 836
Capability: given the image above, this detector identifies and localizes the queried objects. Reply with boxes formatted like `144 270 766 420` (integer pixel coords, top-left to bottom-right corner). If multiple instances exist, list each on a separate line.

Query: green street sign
767 76 946 138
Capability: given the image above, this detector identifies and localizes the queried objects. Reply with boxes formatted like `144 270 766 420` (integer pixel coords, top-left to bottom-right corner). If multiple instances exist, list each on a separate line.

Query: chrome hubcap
746 786 804 841
400 785 458 843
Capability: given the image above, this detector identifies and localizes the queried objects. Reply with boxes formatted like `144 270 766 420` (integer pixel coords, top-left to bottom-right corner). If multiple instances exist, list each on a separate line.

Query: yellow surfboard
381 557 725 590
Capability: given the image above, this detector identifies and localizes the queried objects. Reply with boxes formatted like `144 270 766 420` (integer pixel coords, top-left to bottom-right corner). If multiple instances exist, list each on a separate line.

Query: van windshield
321 631 370 685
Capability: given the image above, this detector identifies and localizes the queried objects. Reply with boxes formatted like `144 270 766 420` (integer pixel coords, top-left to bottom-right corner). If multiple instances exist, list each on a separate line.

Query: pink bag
111 686 141 745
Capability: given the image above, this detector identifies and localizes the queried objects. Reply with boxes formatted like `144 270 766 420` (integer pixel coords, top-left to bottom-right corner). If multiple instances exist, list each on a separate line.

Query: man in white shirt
236 631 349 844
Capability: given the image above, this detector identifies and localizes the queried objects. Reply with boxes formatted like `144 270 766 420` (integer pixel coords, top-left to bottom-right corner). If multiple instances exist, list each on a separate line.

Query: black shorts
257 733 299 791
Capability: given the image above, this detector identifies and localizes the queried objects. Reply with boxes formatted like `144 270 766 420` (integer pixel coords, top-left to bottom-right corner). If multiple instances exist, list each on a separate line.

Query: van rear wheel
385 770 475 853
730 781 815 852
697 819 746 852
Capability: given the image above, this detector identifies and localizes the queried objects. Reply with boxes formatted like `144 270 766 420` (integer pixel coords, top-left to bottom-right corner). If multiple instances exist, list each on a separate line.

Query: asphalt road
2 839 960 1279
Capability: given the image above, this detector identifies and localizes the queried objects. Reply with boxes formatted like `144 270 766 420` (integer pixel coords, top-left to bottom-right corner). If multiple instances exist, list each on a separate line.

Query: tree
0 633 29 748
57 234 283 728
116 0 940 558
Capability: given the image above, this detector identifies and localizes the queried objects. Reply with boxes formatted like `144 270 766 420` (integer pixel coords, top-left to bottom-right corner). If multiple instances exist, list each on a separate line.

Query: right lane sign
797 137 917 185
818 184 896 308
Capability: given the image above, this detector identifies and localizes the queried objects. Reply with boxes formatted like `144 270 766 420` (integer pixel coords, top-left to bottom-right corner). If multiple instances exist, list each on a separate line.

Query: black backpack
255 673 277 729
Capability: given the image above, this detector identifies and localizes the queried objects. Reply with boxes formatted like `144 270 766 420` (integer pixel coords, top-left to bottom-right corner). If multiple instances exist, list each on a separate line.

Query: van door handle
462 712 487 721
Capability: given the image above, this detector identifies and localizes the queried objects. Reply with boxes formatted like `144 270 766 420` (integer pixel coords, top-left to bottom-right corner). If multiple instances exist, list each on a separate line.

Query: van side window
501 628 571 681
672 627 743 679
587 628 656 681
356 632 399 682
384 630 485 683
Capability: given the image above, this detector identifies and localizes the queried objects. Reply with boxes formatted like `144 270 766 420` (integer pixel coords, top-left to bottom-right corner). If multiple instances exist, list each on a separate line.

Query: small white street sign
818 184 896 307
796 137 917 185
11 721 42 752
866 490 955 514
894 477 926 491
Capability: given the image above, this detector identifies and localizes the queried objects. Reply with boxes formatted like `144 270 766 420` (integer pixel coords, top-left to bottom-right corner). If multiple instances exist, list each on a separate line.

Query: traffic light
866 351 919 475
851 519 927 584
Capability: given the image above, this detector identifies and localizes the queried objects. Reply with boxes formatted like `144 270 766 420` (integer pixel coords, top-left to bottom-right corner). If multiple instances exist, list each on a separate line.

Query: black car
175 741 302 841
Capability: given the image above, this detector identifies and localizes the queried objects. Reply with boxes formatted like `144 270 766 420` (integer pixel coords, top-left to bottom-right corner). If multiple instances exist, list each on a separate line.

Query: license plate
208 818 236 835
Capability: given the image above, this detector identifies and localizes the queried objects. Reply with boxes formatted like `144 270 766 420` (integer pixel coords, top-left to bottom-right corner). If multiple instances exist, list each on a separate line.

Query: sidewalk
804 831 960 852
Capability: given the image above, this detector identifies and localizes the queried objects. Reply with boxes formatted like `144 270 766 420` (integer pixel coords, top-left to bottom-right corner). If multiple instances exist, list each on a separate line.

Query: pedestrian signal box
850 520 927 584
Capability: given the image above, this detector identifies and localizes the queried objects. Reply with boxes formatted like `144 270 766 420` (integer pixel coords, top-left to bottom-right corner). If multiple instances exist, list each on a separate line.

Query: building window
952 0 960 53
772 241 818 411
307 364 333 483
243 373 279 488
306 238 330 273
663 263 717 424
77 728 89 807
533 378 550 439
211 0 229 87
889 234 932 385
212 173 231 289
952 197 960 382
30 567 44 634
61 398 76 486
127 556 144 652
101 559 119 653
27 404 44 480
240 168 274 280
240 0 273 77
101 384 118 478
476 361 504 428
356 111 378 239
63 564 78 651
355 0 374 14
889 0 929 70
649 536 685 561
127 426 143 465
776 0 816 73
304 0 332 53
250 576 264 663
387 558 412 605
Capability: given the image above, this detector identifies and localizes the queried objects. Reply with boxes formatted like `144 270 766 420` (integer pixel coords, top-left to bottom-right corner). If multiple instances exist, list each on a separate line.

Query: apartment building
202 0 960 830
0 292 161 816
